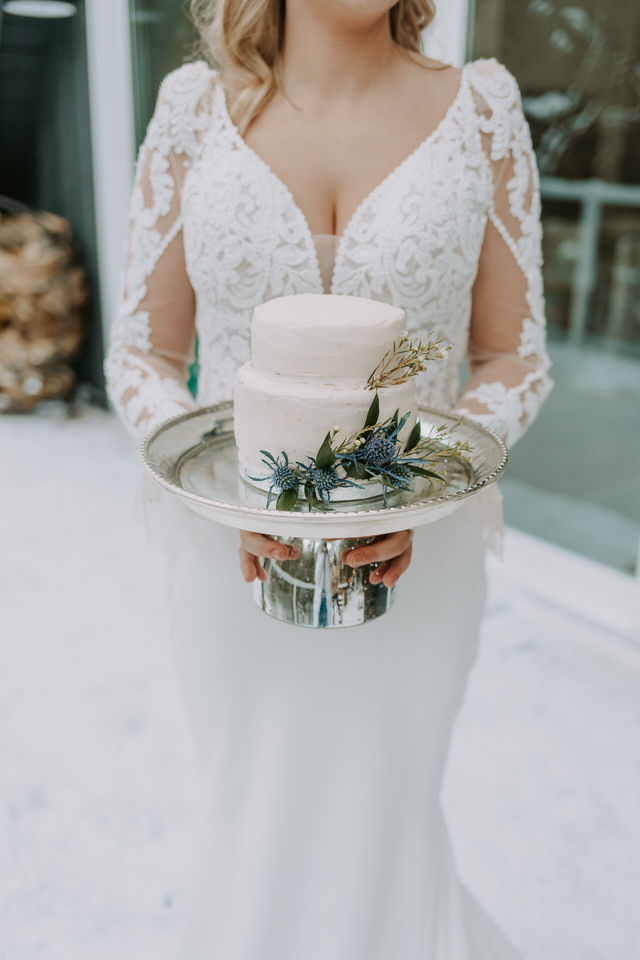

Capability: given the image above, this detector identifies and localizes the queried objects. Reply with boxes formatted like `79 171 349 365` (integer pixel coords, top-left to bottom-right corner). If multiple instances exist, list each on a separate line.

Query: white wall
85 0 135 351
423 0 471 66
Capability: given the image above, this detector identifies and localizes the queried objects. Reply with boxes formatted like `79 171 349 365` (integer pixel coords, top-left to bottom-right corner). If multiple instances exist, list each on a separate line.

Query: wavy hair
189 0 437 134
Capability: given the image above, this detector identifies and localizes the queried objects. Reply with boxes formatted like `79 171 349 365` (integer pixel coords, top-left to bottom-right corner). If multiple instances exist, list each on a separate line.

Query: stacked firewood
0 199 87 412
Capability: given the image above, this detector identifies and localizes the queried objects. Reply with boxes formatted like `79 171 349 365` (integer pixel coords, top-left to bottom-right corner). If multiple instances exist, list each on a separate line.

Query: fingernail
288 545 299 558
270 546 285 558
348 552 362 565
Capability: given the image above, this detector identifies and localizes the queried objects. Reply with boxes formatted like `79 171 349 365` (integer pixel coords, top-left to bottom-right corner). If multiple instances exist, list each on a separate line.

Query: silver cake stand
141 402 507 629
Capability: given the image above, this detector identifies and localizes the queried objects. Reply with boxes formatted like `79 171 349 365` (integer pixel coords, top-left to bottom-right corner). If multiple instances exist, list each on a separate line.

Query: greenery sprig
366 334 451 390
250 393 472 511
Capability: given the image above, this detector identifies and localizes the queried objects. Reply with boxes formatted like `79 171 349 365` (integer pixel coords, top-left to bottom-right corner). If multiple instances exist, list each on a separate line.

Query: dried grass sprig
408 421 473 463
366 334 450 390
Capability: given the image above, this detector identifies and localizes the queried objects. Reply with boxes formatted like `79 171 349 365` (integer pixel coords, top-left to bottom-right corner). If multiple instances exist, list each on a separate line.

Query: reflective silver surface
254 535 394 629
141 401 508 540
141 402 507 627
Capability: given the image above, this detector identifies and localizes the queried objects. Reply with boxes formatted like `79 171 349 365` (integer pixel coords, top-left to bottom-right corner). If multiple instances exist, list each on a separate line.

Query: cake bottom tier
233 363 418 483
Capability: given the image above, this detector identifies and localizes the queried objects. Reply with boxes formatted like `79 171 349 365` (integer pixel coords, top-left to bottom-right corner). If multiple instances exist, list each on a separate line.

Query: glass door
128 0 199 390
469 0 640 575
128 0 198 148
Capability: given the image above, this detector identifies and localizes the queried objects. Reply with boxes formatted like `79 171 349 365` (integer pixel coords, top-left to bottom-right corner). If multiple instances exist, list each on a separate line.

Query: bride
105 0 552 956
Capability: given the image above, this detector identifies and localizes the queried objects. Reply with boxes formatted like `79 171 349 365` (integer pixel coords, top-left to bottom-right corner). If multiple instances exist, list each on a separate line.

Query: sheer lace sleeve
455 59 553 447
104 61 216 440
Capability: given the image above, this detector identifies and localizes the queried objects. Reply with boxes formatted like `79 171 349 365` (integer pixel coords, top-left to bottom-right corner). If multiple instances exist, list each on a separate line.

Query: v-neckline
215 62 470 294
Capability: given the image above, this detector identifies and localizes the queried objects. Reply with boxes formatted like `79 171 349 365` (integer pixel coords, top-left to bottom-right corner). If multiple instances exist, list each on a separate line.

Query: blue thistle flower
271 462 299 490
308 467 342 492
359 433 397 468
384 462 413 486
248 450 301 507
298 459 363 505
369 459 415 496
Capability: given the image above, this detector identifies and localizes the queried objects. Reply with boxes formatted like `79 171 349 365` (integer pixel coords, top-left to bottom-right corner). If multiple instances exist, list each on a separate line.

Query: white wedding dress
105 56 552 959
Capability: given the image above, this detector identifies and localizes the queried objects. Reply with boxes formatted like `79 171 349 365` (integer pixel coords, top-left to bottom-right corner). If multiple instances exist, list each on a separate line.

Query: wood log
0 204 88 412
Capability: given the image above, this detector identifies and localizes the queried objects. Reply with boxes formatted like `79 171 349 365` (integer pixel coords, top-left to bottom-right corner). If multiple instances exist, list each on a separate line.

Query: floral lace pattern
105 57 552 451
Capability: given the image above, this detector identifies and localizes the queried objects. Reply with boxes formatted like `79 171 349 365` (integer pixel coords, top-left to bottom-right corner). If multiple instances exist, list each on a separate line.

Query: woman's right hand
238 530 300 583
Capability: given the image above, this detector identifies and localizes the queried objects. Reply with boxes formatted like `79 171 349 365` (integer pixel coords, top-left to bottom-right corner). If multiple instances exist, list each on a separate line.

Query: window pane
471 0 640 574
128 0 198 149
128 0 200 394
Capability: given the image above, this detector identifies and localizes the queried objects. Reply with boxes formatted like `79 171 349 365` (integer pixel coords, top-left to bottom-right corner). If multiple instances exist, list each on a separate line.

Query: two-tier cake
233 294 420 499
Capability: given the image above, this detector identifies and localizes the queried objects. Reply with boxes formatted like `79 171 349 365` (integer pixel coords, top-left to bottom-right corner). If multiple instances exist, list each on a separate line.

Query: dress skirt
143 483 521 960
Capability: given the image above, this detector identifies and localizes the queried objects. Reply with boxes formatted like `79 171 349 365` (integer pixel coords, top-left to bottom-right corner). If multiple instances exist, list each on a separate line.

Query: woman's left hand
341 529 413 587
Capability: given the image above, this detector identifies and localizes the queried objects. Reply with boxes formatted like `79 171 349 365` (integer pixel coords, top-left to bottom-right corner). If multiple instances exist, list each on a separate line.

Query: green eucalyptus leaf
364 393 379 429
305 487 331 511
304 482 315 511
404 419 422 452
276 488 299 511
342 460 367 481
315 431 336 469
409 465 443 481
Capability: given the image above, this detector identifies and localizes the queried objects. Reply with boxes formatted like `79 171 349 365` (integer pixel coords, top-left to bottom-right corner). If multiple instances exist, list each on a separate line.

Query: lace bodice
105 57 552 448
313 234 341 294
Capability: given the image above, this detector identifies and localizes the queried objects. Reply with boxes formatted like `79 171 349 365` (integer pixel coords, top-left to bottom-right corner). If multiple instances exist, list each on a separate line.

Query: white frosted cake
233 293 419 502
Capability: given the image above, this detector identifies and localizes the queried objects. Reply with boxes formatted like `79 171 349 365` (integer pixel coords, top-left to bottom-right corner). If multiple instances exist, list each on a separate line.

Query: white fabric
313 233 341 294
105 57 552 449
105 55 552 959
142 491 521 960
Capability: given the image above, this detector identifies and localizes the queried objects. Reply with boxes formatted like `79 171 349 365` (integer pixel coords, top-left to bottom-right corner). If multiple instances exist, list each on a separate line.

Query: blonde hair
189 0 437 134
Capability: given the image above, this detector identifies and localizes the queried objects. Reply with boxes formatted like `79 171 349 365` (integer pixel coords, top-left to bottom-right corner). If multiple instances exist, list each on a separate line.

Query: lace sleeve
104 61 215 440
455 59 553 447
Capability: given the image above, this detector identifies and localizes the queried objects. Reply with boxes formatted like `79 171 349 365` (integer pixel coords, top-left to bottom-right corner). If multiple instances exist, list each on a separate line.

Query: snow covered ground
2 403 639 960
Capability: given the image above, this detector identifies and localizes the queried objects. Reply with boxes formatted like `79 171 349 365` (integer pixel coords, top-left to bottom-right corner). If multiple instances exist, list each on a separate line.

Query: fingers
371 539 413 587
239 530 299 561
369 560 390 585
342 529 412 568
238 546 267 583
238 531 299 584
238 530 414 587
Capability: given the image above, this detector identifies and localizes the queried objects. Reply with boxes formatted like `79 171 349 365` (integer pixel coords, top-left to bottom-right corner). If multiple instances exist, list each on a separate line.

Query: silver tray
141 402 507 628
141 402 507 539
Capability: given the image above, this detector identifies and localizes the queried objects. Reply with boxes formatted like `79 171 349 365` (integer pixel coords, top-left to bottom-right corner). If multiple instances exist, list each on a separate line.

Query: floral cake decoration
250 335 473 511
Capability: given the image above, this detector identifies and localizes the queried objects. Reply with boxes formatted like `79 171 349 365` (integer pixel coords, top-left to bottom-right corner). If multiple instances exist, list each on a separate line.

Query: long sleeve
104 61 215 441
455 59 553 447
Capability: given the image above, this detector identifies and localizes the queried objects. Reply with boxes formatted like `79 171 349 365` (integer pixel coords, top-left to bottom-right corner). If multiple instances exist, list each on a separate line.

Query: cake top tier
251 293 406 382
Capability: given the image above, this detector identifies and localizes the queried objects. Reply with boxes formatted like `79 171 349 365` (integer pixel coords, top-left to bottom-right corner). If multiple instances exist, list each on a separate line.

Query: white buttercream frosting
234 293 418 498
251 293 406 381
234 364 417 479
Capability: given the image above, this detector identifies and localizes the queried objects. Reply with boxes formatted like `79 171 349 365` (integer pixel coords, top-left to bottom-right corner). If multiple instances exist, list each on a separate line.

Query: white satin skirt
142 482 521 959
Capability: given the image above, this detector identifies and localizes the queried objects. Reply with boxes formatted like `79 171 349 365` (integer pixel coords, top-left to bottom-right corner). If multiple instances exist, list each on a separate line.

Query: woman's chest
235 79 468 238
181 93 492 313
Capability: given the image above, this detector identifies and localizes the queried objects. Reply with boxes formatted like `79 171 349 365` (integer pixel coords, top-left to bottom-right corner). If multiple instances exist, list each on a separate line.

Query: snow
2 403 639 959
